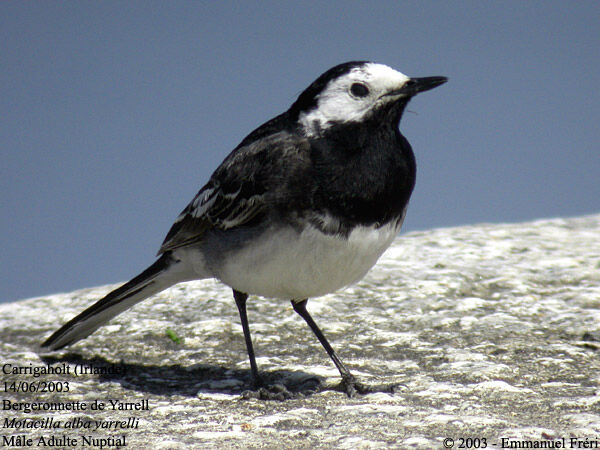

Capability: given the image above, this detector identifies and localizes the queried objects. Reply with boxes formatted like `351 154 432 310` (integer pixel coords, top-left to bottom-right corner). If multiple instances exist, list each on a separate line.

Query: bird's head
291 61 447 137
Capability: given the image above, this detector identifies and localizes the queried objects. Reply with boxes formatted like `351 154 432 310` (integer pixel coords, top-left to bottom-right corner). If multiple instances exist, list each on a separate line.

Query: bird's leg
291 299 366 397
234 290 301 400
233 290 261 386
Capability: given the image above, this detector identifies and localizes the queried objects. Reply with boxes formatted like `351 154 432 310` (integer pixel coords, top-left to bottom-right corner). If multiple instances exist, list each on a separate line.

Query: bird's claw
339 375 405 397
241 382 295 401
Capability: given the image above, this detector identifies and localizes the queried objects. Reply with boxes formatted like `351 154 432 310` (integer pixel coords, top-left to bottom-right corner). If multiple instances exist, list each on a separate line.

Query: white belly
216 222 400 299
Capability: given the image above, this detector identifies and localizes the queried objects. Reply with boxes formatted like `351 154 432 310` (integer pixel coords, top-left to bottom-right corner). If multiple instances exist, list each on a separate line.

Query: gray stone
1 215 599 449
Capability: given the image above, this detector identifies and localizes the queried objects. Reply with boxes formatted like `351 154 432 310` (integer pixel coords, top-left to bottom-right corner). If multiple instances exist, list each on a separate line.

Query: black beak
386 76 448 97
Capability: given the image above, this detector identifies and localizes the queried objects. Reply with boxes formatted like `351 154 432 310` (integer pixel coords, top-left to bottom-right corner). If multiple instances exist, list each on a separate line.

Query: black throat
305 105 416 232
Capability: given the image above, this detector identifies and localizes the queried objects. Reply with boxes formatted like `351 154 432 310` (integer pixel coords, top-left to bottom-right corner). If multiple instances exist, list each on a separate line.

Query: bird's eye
350 83 370 98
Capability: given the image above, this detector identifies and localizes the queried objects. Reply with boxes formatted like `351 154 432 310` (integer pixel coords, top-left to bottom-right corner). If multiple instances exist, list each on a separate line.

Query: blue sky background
2 1 599 303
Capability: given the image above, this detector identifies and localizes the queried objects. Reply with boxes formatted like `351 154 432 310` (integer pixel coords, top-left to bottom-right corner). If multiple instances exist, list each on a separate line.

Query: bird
42 61 447 397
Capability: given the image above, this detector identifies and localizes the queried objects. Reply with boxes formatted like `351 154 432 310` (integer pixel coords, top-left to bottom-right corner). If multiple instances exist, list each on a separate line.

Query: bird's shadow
40 354 324 399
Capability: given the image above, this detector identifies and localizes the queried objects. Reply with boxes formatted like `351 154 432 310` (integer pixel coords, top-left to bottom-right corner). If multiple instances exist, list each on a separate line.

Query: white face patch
298 63 410 137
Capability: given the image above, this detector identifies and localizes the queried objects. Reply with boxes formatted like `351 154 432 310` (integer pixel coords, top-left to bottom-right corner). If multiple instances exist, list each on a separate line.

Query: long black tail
42 253 181 350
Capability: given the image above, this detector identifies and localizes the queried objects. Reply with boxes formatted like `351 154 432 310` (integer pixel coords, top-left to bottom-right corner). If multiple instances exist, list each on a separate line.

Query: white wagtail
42 61 446 396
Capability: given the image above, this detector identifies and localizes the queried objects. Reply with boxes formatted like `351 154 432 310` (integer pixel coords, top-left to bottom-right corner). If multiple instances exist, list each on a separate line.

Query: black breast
306 117 416 230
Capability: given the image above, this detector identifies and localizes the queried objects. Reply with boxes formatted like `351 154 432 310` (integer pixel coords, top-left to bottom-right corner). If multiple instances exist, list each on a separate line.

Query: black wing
158 129 311 254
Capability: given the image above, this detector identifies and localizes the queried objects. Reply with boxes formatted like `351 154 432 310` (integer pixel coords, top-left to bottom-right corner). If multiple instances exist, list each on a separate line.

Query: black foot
241 373 321 400
338 376 406 397
242 383 295 401
338 375 367 397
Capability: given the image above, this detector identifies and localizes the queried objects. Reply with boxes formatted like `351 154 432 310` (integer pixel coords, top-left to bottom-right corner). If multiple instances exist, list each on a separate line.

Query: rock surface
1 215 599 449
